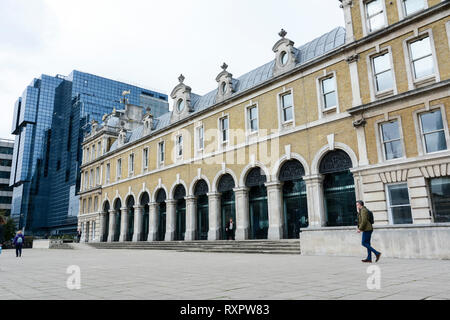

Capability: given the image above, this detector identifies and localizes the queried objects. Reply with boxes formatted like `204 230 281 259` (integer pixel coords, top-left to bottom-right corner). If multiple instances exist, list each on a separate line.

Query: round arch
212 168 238 193
311 143 358 175
271 153 310 181
169 179 188 200
189 175 211 196
239 162 271 187
152 184 168 203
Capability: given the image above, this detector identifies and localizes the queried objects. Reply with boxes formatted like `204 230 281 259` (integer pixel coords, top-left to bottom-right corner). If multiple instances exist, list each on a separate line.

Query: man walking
13 230 25 258
356 200 381 263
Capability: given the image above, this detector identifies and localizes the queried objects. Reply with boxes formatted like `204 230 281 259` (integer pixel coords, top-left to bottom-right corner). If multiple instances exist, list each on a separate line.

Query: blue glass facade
10 70 169 235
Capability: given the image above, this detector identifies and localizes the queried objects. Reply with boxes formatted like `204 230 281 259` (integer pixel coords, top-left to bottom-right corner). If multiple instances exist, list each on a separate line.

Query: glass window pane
421 110 444 133
375 70 393 91
404 0 425 16
324 92 337 109
283 106 293 122
367 0 383 16
282 93 293 108
413 56 434 79
410 37 431 60
369 13 384 31
430 178 450 223
391 206 413 224
385 140 403 160
322 78 335 94
381 121 400 141
424 131 447 153
388 184 410 206
373 54 390 73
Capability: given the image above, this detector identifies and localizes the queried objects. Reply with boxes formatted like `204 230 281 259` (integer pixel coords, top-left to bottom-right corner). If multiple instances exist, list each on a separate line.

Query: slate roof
109 27 346 151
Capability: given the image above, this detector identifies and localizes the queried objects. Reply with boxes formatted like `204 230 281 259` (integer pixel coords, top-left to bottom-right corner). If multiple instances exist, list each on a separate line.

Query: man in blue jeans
356 201 381 263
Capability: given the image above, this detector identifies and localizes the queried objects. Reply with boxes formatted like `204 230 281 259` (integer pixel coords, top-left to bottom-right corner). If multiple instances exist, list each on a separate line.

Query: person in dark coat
13 230 25 258
77 229 82 243
225 218 235 240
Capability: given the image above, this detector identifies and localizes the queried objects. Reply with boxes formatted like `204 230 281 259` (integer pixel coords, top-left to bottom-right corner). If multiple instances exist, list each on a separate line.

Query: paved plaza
0 247 449 300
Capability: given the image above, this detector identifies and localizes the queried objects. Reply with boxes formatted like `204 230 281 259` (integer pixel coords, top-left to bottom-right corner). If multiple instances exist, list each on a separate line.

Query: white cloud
0 0 344 139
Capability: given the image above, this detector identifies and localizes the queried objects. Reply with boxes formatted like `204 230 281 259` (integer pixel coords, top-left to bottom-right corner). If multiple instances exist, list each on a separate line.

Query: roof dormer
170 74 194 123
215 63 236 103
143 108 154 136
272 29 299 77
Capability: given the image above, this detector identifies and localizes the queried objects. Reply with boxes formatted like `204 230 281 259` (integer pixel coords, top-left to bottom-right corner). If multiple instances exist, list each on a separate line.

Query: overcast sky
0 0 344 140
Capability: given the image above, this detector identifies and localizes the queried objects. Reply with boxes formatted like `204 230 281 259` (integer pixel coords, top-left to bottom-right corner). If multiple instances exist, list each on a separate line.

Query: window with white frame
86 147 90 162
419 109 448 153
97 141 102 157
409 36 435 80
129 153 135 175
372 52 394 93
220 116 229 143
143 148 149 170
176 135 183 158
320 77 337 110
158 141 165 165
92 145 96 160
380 120 403 160
365 0 385 33
402 0 425 17
280 92 293 123
90 169 94 188
84 171 88 190
82 199 86 214
106 163 110 184
91 221 96 240
95 167 100 185
88 198 92 213
117 158 122 180
196 126 204 151
247 105 258 133
386 183 413 224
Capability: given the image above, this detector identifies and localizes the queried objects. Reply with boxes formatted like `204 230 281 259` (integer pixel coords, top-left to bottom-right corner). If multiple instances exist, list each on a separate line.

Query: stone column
265 182 283 240
132 205 143 242
207 192 221 240
234 187 249 240
346 54 362 108
355 125 369 166
119 207 128 242
98 211 105 242
184 196 197 241
80 220 86 243
164 200 177 241
107 210 116 242
303 175 325 227
147 202 158 241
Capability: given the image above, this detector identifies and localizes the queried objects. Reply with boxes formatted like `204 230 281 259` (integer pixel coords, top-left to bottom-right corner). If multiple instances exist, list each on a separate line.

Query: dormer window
221 82 227 94
280 51 288 65
177 99 185 112
215 63 235 103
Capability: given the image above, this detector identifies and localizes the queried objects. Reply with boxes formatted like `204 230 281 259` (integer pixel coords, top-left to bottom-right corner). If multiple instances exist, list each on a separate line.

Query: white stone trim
239 162 272 187
244 100 260 139
374 115 407 164
446 20 450 50
315 71 340 119
311 142 359 175
152 184 169 203
396 0 428 21
189 175 212 197
366 46 398 102
169 179 188 200
360 0 388 37
385 182 414 225
277 87 296 130
402 28 441 90
137 185 151 205
211 167 239 193
271 152 310 181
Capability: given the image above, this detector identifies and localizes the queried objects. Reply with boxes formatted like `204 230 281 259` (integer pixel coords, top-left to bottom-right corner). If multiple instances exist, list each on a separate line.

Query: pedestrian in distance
225 218 235 240
77 229 82 243
13 230 25 258
356 200 381 263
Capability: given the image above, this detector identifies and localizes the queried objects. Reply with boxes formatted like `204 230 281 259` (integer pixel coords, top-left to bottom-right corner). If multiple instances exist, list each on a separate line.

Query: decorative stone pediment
117 127 127 147
215 63 236 103
170 74 194 123
272 29 299 77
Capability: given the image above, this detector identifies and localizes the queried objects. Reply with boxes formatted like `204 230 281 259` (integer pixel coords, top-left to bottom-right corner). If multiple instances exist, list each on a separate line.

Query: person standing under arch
225 218 235 240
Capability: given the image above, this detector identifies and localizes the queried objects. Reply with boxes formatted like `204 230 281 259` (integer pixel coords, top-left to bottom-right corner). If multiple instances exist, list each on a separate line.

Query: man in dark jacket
357 201 381 263
225 218 235 240
13 230 25 258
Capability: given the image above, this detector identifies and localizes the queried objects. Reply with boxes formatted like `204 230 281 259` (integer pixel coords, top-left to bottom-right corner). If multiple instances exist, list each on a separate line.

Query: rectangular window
95 167 100 185
220 117 229 143
143 148 149 170
117 159 122 180
92 221 96 240
97 141 102 157
106 163 110 184
86 147 90 162
429 177 450 223
92 146 96 160
247 106 258 132
403 0 425 16
84 172 88 190
197 126 204 151
420 109 447 153
366 0 385 32
387 184 413 224
158 141 165 164
129 154 134 175
372 53 393 92
281 93 293 122
176 135 183 157
90 169 94 188
380 120 403 160
409 36 434 80
321 77 337 109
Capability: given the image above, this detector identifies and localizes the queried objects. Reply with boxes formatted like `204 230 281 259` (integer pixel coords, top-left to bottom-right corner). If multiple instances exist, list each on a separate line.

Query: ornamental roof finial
178 74 185 83
221 62 228 71
279 29 287 38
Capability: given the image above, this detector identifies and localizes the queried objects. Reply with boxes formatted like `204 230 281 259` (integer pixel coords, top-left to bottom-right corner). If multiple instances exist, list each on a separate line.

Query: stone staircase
87 240 300 255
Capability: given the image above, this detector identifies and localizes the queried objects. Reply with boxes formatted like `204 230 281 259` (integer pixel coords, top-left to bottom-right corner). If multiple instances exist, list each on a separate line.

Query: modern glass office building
9 70 169 235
